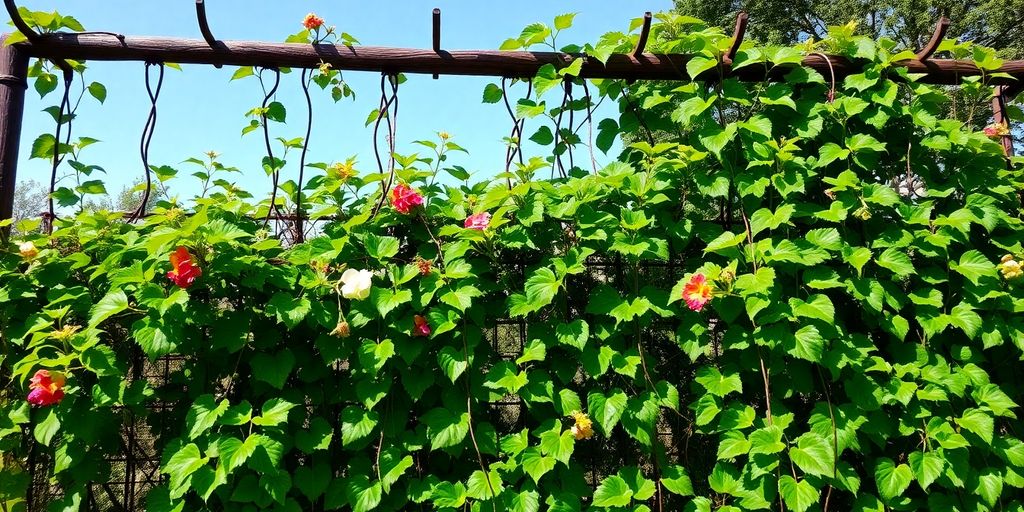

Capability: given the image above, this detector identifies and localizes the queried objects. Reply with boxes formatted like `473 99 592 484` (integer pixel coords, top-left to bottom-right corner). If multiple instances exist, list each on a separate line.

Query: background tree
673 0 1024 57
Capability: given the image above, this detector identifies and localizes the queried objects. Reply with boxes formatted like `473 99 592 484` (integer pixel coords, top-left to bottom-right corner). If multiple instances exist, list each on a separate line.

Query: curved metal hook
632 12 653 58
916 16 950 61
724 11 749 65
195 0 223 68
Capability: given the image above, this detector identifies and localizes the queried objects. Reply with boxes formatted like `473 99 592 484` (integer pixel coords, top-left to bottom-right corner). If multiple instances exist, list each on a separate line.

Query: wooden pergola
1 1 1022 228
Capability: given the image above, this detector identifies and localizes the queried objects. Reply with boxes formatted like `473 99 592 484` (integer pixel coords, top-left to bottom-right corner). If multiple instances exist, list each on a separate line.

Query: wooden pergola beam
6 32 1024 87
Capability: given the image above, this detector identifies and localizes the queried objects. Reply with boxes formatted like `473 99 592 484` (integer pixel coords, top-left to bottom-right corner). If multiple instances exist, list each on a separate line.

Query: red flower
167 246 202 288
464 212 492 231
27 369 65 406
412 315 431 337
303 13 325 30
390 184 424 214
682 273 713 311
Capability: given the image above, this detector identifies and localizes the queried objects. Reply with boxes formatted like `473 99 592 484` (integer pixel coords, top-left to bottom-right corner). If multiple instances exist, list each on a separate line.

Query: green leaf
482 83 503 104
553 12 576 30
975 467 1003 507
587 389 628 436
250 349 295 389
951 250 995 285
555 319 589 351
341 406 379 447
186 395 228 440
661 465 694 496
364 233 400 261
230 66 254 81
949 303 982 338
789 432 834 477
466 469 504 500
87 82 107 103
789 294 835 322
34 408 60 446
955 408 994 444
874 458 913 502
438 346 469 383
592 475 632 507
694 366 742 397
346 476 383 512
876 247 915 277
218 436 257 472
790 325 826 362
539 427 575 465
520 447 556 483
88 289 128 327
907 451 944 490
778 476 818 512
265 292 311 328
251 398 296 427
162 443 207 493
423 408 469 450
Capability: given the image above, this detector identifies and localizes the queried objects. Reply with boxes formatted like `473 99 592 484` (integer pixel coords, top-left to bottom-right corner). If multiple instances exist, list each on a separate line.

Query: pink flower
682 273 713 312
412 315 431 337
390 184 424 214
27 369 65 406
464 212 491 231
167 246 202 289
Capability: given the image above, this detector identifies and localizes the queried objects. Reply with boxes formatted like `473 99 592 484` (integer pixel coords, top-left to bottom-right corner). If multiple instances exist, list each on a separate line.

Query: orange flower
27 369 66 406
682 273 713 311
303 13 325 30
167 246 202 288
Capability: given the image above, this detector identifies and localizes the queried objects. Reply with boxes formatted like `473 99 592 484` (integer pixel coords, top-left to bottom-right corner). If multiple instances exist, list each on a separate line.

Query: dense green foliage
3 8 1024 512
672 0 1024 58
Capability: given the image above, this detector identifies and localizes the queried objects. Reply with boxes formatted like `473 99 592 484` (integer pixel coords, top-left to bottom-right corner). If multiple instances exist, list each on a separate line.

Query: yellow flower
330 159 358 181
569 411 594 440
438 131 451 141
318 62 333 75
51 324 82 342
999 254 1023 280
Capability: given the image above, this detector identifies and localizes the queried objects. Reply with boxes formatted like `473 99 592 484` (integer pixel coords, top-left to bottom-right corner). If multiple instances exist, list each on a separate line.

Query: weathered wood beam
7 32 1024 86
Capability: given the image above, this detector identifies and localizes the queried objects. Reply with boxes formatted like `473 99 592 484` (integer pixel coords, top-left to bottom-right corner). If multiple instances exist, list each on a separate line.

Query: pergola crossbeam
5 32 1024 87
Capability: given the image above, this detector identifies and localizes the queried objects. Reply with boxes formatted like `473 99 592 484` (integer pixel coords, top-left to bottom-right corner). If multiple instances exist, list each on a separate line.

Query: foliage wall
3 9 1024 512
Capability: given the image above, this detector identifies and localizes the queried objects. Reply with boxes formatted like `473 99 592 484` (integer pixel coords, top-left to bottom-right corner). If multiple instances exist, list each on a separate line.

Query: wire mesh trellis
19 250 718 511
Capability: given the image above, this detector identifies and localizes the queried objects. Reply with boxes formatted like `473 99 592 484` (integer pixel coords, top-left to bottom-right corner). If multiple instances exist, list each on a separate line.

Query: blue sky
5 0 671 203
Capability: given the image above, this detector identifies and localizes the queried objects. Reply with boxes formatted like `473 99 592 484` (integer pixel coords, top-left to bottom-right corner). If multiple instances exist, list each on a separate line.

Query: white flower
340 268 373 300
18 241 39 259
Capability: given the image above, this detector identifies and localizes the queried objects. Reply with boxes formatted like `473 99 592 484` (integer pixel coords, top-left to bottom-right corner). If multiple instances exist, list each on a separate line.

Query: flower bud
331 321 351 338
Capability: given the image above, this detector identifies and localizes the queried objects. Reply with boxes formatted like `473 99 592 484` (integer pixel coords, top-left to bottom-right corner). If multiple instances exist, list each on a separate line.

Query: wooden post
992 86 1016 158
0 35 30 236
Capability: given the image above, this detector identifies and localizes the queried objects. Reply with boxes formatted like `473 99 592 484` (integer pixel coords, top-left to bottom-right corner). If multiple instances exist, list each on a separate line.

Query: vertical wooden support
0 36 30 235
992 85 1016 158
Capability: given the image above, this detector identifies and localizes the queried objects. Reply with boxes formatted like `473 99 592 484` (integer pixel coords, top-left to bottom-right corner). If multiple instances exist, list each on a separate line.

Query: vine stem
129 62 164 223
46 68 72 232
371 73 400 218
816 367 838 512
259 67 283 226
461 322 497 512
295 68 314 243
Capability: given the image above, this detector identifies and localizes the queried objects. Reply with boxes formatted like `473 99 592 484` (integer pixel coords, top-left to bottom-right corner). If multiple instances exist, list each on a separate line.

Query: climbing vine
3 8 1024 512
